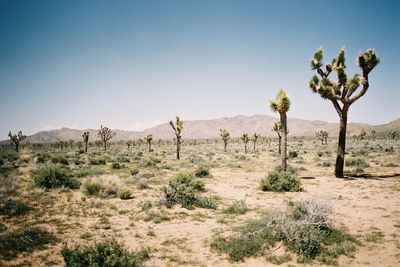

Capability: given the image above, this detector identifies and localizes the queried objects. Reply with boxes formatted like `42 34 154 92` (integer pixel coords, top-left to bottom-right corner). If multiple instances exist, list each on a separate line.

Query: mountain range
2 114 399 144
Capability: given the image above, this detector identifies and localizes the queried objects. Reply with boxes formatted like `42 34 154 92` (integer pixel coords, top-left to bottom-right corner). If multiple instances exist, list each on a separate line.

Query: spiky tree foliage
315 130 329 145
270 90 291 171
82 131 90 153
8 131 26 152
219 129 230 152
240 133 250 153
370 130 376 140
309 47 379 177
272 121 282 155
251 133 261 152
170 116 183 160
356 129 367 142
145 134 153 152
97 125 116 151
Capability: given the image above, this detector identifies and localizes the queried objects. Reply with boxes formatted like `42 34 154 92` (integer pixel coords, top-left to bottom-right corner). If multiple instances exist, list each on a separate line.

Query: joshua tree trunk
253 142 256 152
280 112 288 171
335 111 348 178
148 143 152 153
224 141 227 152
15 143 19 153
244 143 247 153
103 141 107 151
85 142 88 153
278 136 281 155
176 139 180 159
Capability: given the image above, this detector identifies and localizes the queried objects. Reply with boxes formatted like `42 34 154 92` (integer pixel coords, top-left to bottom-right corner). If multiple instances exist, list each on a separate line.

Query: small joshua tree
170 116 183 159
82 131 90 153
370 130 376 140
251 133 261 152
309 47 379 177
126 140 132 149
388 131 398 140
240 133 250 153
220 129 230 152
145 134 153 152
315 130 329 145
8 131 26 152
272 121 282 155
97 125 116 151
356 129 367 142
270 90 291 171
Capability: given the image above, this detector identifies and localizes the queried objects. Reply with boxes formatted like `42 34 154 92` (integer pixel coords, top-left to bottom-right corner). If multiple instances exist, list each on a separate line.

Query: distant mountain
2 115 399 144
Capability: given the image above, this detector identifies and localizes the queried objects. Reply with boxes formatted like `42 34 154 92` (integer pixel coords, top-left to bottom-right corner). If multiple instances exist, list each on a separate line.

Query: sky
0 0 399 139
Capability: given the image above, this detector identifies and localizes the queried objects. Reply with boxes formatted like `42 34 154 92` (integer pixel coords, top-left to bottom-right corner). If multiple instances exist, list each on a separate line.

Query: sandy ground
0 138 399 266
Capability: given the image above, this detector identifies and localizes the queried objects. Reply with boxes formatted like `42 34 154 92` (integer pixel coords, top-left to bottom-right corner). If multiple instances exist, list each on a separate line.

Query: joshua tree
370 130 376 140
251 133 261 152
270 90 291 171
219 129 230 152
170 116 183 159
8 131 26 152
356 129 367 142
315 130 329 145
388 131 398 140
69 139 74 149
309 47 379 177
272 121 282 155
126 140 132 149
98 125 116 151
145 134 153 152
240 133 250 153
82 131 90 153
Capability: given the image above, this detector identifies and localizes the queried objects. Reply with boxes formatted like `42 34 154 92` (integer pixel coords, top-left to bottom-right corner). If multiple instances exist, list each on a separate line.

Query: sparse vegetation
260 171 302 192
33 167 80 189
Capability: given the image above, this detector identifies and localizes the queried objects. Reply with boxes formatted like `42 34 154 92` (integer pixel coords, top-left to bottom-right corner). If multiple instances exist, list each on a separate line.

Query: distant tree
82 131 90 152
251 133 261 152
95 140 102 148
240 133 250 153
315 130 329 145
98 125 116 151
309 47 379 177
219 129 230 152
126 140 132 149
370 130 376 140
272 122 282 155
270 90 291 171
170 116 183 159
388 131 398 140
356 129 367 142
145 134 153 152
69 139 74 149
8 131 26 152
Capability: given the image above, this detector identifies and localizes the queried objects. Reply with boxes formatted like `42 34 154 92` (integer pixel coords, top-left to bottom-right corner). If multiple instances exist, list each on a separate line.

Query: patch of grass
288 150 298 158
62 238 149 267
223 200 248 215
260 171 302 192
83 179 104 196
130 167 139 176
118 188 132 200
364 231 384 243
0 227 56 260
33 167 80 189
194 165 211 178
0 200 31 216
345 158 369 168
266 253 292 265
112 162 122 169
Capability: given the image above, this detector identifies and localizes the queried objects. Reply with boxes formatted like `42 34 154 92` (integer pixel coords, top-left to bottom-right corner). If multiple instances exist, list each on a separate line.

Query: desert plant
82 131 89 153
316 130 329 145
33 167 80 189
240 134 250 153
272 121 282 155
260 171 302 192
220 129 230 152
388 131 398 140
309 47 379 177
195 165 210 178
370 130 376 140
8 131 26 152
250 133 261 152
118 188 132 200
145 134 153 152
356 129 366 142
83 179 104 196
170 116 184 159
98 125 116 151
270 90 291 171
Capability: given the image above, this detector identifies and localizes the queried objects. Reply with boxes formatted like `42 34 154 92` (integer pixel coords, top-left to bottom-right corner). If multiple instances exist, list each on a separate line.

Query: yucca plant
240 133 250 154
170 116 183 159
309 47 379 177
219 129 230 152
270 90 291 171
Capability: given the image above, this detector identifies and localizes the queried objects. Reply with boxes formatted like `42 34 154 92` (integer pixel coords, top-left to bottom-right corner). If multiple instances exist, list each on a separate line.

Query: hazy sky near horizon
0 0 399 139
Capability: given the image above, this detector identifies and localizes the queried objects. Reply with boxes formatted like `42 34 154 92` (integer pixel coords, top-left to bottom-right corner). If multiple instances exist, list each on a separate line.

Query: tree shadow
299 176 316 180
343 173 400 180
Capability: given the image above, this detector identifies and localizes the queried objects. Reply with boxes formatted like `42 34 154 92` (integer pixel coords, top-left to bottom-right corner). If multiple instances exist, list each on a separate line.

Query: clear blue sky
1 0 399 139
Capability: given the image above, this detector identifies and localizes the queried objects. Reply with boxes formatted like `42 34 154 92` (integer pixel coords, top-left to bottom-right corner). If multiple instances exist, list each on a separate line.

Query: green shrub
90 158 106 165
51 156 69 165
195 165 211 178
61 239 149 267
0 228 55 260
345 158 369 168
0 201 30 216
260 171 302 192
33 167 80 189
112 162 121 169
288 150 298 158
223 200 248 215
83 180 104 196
118 188 132 200
130 168 139 176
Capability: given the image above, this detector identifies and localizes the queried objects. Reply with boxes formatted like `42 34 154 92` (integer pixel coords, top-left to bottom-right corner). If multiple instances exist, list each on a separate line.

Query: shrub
345 158 369 168
61 239 149 267
83 180 104 196
90 158 106 165
51 156 69 165
0 201 30 216
195 165 211 178
288 150 298 158
0 228 55 260
223 200 248 215
112 162 121 169
260 171 302 192
130 168 139 176
33 167 80 189
118 188 132 200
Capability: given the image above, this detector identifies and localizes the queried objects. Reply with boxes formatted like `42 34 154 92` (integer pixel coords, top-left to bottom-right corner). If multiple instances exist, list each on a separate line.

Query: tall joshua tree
269 90 291 171
98 125 116 151
145 134 153 152
170 116 183 159
251 133 261 152
82 131 90 153
309 47 379 177
240 133 250 153
220 129 230 152
8 131 26 152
